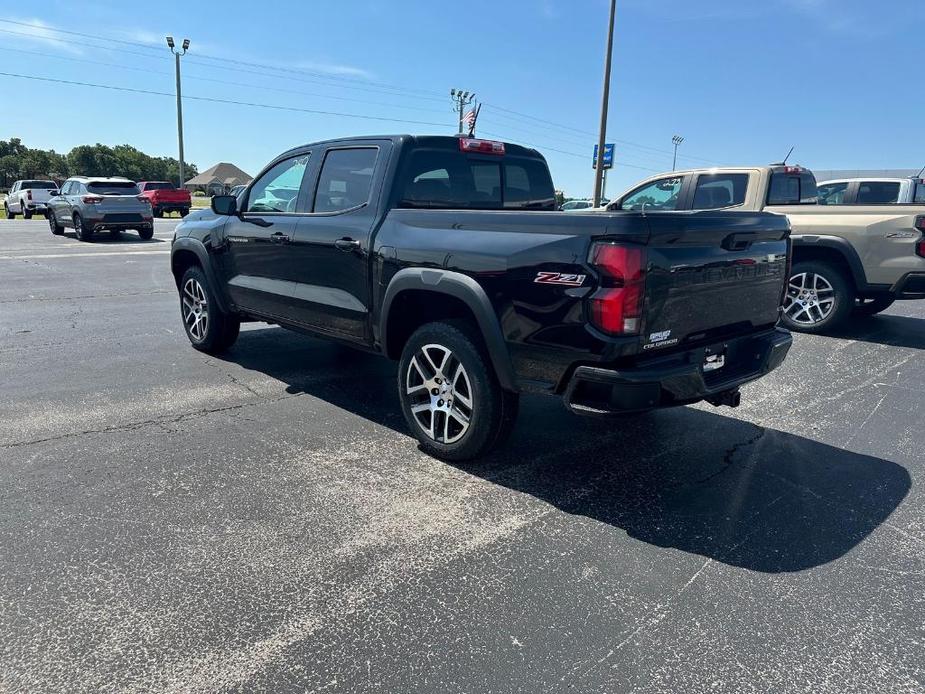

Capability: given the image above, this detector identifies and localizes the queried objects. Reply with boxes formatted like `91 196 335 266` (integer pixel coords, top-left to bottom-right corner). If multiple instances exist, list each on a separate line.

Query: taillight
459 137 505 155
916 216 925 258
26 190 32 200
137 195 150 204
588 242 646 335
82 195 103 204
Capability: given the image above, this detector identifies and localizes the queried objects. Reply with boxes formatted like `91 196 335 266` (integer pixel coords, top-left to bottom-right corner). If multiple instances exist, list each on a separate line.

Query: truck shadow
221 326 912 574
825 313 925 350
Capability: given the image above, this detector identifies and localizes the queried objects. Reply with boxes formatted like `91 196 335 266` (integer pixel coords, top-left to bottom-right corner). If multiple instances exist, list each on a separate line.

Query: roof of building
184 162 252 187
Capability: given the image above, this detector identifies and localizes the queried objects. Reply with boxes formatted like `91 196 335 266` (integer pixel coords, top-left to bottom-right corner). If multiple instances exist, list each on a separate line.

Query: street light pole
671 134 684 171
593 0 617 208
167 36 190 189
450 89 475 135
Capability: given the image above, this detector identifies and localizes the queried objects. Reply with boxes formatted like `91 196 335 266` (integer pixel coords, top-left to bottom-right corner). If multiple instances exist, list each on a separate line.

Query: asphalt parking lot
0 217 923 693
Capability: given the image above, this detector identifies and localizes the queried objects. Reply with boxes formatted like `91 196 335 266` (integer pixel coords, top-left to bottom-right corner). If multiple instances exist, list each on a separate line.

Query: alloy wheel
181 278 209 342
784 271 836 325
405 343 473 444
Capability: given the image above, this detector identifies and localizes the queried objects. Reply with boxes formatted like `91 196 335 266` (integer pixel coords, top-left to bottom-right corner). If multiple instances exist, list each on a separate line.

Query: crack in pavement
0 289 171 304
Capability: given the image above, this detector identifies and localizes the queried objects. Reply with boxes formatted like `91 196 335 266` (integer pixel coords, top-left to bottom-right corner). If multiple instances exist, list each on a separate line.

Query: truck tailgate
641 211 790 350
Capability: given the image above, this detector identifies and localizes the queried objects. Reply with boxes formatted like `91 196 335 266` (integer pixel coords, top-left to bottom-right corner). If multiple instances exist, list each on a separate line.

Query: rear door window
620 176 684 211
856 181 901 204
767 172 817 205
915 182 925 204
313 148 378 213
817 182 849 205
691 173 748 210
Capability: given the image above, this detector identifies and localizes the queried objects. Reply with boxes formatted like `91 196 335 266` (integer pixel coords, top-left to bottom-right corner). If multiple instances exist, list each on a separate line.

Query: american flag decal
534 272 587 287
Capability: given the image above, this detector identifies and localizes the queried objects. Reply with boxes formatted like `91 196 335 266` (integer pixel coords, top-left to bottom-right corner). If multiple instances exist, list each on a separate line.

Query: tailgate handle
721 232 755 251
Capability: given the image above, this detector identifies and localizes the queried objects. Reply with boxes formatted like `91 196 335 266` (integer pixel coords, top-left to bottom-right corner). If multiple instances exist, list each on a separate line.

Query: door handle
270 232 290 244
334 237 361 251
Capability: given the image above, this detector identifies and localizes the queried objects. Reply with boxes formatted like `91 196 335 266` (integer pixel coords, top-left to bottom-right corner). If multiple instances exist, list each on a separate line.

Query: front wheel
398 320 519 461
4 204 14 219
179 266 240 353
48 211 64 235
780 261 854 333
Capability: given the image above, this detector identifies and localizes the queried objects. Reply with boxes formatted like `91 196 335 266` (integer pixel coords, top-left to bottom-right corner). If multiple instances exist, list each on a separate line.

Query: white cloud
0 17 82 54
295 61 374 79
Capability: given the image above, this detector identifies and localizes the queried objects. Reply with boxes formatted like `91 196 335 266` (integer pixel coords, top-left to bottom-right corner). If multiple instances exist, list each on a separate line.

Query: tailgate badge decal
534 272 586 287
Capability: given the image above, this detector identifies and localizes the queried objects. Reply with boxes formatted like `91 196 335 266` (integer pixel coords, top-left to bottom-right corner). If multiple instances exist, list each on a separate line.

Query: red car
138 181 191 218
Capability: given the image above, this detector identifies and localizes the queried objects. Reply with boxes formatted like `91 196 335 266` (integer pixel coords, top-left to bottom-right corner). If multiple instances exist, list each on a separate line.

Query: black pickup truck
171 135 792 460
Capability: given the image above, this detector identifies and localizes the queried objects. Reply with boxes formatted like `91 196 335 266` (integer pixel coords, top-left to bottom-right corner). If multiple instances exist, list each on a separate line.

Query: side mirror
211 195 238 216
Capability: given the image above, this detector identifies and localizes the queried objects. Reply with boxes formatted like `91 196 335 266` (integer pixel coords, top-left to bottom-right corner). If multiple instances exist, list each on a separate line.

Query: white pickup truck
602 165 925 333
4 179 60 219
817 177 925 206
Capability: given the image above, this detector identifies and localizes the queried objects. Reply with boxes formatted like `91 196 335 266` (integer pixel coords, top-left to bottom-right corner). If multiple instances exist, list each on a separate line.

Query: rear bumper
86 212 153 230
891 272 925 299
563 327 792 416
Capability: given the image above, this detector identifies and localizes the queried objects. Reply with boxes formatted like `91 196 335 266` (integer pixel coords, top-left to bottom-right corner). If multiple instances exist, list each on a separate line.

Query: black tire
48 211 64 235
23 208 33 220
854 296 895 317
4 204 14 220
780 260 854 333
138 226 154 240
398 320 519 461
180 209 189 218
154 208 163 218
73 214 93 242
179 265 240 353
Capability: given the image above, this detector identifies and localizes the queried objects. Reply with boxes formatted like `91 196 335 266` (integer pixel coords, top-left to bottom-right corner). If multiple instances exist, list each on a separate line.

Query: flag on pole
465 103 481 136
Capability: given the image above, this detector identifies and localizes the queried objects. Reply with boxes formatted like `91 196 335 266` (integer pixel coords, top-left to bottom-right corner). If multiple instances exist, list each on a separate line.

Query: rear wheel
180 209 189 218
23 208 32 220
73 214 93 242
153 208 163 218
138 226 154 240
780 260 854 333
854 296 895 317
179 265 240 353
48 211 64 235
398 320 519 461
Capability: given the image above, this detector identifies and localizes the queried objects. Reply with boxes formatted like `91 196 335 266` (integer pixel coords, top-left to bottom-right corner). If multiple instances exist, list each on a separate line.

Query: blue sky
1 0 922 197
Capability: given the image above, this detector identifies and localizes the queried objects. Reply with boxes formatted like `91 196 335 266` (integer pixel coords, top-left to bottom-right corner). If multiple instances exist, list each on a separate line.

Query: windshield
87 181 141 195
398 150 555 210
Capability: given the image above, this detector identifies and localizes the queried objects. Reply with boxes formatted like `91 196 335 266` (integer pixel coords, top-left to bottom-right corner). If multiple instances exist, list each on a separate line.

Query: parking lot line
0 250 170 260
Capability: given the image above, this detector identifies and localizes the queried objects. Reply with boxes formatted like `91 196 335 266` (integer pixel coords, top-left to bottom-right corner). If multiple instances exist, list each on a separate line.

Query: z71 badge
534 272 587 287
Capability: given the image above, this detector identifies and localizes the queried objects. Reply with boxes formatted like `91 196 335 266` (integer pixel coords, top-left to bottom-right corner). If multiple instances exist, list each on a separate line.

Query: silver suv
46 177 154 241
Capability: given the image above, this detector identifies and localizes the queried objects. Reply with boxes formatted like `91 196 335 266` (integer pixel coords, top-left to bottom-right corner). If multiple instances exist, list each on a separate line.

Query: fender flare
170 238 232 314
380 268 519 392
790 234 869 290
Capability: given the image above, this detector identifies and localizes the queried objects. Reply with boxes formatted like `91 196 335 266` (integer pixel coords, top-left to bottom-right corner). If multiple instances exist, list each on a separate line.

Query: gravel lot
1 218 923 693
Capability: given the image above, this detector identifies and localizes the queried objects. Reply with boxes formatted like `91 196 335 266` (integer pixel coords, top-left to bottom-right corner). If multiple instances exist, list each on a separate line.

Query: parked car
817 177 925 205
47 177 154 241
560 199 594 211
604 165 925 333
229 184 247 198
5 180 59 219
137 181 191 217
171 135 792 460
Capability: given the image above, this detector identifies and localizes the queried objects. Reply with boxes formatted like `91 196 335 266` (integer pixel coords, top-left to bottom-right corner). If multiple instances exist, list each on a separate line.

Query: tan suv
604 165 925 333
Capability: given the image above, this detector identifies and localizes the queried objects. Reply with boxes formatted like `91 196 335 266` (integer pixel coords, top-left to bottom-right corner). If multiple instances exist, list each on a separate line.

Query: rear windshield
397 150 556 210
87 181 140 195
856 181 900 204
766 172 818 205
22 180 57 190
142 182 175 190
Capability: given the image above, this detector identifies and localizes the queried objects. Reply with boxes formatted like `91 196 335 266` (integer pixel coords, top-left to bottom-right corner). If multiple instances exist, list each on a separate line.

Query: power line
0 71 453 128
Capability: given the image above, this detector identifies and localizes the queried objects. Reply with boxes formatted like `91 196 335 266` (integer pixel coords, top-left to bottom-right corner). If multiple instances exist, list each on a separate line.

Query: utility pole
450 89 476 134
167 36 190 189
671 135 684 171
593 0 616 208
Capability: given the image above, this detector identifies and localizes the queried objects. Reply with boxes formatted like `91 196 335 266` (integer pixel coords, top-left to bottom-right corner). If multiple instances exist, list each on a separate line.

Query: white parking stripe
0 250 170 260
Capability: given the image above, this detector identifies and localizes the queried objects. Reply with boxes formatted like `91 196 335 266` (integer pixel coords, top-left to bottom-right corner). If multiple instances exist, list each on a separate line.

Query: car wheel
180 209 189 218
179 265 240 353
780 261 854 333
48 211 64 235
5 203 15 219
854 296 895 317
138 226 154 240
154 209 163 218
398 320 519 461
73 214 93 242
23 208 33 220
